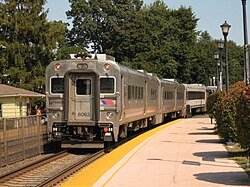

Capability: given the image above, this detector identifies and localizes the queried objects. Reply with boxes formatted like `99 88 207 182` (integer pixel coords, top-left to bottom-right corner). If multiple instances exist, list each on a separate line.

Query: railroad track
0 149 103 187
0 123 161 186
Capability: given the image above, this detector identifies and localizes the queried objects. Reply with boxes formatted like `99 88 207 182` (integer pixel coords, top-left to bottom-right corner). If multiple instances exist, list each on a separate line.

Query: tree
55 45 84 60
193 31 217 85
171 6 198 83
119 1 198 80
67 0 143 54
227 41 244 84
135 0 176 78
0 0 66 91
66 0 244 86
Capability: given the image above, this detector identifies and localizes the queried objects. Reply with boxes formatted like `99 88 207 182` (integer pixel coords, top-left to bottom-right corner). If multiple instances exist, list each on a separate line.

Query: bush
214 93 237 141
213 81 247 142
207 91 221 117
235 85 250 150
210 81 250 154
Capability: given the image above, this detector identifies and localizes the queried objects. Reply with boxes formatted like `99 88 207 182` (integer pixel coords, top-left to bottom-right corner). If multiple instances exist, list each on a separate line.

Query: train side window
51 78 64 93
128 85 144 100
151 89 157 100
132 86 135 99
100 77 115 94
138 87 142 99
0 102 2 118
76 79 91 95
141 87 144 99
128 85 132 99
135 86 138 99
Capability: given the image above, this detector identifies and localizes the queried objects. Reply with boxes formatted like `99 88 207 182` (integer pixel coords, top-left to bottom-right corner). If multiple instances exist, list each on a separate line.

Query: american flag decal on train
101 99 116 105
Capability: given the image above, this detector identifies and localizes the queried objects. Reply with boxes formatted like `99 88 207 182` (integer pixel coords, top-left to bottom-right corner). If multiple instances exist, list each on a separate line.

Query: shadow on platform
194 171 250 186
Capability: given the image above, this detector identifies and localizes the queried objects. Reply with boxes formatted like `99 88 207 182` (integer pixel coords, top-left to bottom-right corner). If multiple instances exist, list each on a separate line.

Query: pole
219 49 223 91
224 35 229 93
242 0 250 85
216 61 219 91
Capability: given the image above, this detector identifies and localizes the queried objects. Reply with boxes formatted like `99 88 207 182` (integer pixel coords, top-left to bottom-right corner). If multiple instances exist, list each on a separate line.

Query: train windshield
51 78 64 93
100 77 115 93
76 79 91 95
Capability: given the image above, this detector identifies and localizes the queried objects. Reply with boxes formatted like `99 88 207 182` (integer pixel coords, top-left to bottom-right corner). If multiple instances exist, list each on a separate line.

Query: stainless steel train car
45 53 205 148
183 84 207 117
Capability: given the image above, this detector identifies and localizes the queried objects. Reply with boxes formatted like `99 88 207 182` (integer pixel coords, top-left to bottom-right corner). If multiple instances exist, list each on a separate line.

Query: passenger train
45 53 207 148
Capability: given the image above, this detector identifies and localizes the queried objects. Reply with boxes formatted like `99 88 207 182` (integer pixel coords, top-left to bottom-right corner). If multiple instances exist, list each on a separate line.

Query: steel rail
0 150 68 183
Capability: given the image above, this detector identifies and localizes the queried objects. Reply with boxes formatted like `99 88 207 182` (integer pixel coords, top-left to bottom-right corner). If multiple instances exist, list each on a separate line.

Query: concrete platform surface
62 117 250 187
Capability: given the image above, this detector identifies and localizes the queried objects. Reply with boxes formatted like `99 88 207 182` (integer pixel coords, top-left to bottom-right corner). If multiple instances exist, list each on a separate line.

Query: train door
66 73 99 123
144 81 147 114
174 86 177 109
120 75 125 120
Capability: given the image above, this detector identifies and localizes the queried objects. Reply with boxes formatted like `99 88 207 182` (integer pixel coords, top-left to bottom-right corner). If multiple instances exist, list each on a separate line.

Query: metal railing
0 116 49 167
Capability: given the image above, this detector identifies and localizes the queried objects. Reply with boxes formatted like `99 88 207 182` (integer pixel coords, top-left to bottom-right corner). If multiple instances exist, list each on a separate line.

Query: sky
45 0 250 45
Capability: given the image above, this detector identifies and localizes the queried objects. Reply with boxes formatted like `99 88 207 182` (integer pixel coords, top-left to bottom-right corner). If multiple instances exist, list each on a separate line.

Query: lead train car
46 54 186 148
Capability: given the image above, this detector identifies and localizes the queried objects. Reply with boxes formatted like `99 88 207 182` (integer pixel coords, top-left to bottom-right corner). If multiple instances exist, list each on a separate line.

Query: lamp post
217 39 224 91
214 52 220 91
241 0 250 85
220 21 231 93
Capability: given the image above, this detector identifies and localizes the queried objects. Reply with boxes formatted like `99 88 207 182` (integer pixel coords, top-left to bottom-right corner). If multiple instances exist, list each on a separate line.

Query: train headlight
106 112 114 119
52 112 59 119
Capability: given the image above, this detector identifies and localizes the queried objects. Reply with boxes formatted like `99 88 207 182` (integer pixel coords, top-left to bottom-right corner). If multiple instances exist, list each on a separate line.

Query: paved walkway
63 116 250 187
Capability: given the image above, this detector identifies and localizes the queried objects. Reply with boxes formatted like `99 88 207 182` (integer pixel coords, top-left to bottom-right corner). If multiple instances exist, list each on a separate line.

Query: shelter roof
0 84 44 98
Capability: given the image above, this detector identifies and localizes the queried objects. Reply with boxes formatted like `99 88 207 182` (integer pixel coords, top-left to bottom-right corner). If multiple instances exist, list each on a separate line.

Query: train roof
160 79 180 85
49 53 167 83
183 83 206 90
70 53 115 61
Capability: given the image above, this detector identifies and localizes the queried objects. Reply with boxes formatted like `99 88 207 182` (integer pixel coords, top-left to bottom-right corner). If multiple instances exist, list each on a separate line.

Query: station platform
62 116 250 187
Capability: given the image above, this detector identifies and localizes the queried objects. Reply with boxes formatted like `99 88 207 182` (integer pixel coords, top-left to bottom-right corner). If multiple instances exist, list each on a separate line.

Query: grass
225 143 250 177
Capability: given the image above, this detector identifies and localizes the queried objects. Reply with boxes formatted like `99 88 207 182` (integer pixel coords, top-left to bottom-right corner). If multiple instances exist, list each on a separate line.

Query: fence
0 116 49 167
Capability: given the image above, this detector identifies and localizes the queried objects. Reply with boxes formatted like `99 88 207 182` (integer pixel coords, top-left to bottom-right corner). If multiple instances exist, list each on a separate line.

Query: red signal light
104 127 109 133
54 63 62 71
104 63 111 71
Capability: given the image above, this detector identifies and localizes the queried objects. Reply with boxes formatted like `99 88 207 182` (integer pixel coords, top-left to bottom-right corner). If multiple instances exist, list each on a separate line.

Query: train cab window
177 91 184 100
187 91 205 100
51 78 64 93
100 77 115 94
76 79 91 95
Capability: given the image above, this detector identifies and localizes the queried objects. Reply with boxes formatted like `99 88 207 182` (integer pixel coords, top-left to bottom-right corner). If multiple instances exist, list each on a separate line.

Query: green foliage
235 85 250 149
0 0 246 92
212 81 250 151
0 0 66 92
214 93 237 142
193 32 217 85
67 0 143 53
227 41 244 84
206 91 221 116
66 0 245 85
55 45 84 60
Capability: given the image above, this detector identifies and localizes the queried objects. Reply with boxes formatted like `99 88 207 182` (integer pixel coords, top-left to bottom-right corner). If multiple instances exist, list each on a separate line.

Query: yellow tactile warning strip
62 119 183 187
